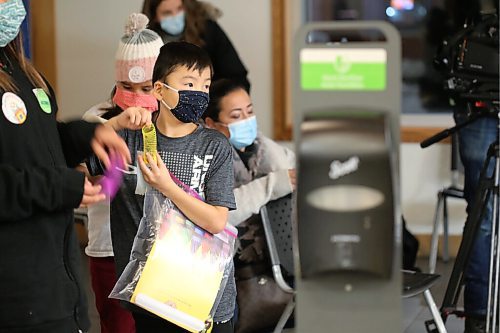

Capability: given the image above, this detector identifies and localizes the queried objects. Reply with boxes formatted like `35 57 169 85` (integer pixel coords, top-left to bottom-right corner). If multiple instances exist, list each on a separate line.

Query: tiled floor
81 252 465 333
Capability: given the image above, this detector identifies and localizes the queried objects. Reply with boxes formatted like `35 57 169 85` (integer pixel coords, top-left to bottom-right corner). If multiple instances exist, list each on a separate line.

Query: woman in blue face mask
203 79 296 226
142 0 250 92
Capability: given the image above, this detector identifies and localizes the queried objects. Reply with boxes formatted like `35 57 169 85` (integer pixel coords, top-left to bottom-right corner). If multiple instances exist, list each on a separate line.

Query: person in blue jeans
455 109 498 333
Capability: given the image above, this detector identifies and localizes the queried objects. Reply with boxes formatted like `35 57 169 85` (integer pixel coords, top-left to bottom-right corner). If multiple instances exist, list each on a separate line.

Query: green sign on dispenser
300 49 387 91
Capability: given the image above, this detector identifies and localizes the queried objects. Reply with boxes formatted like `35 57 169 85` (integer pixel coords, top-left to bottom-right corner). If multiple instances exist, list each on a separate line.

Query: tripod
421 110 500 333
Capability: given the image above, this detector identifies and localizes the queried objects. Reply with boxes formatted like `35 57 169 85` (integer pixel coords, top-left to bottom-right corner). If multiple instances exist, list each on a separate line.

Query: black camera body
457 36 498 78
434 13 499 104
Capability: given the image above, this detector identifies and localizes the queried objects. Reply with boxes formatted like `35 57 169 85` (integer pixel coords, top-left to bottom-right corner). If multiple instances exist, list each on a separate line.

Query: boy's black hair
203 79 247 122
152 41 213 84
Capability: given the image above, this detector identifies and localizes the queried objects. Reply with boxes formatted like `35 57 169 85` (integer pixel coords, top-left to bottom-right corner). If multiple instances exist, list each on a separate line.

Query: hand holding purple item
99 154 126 199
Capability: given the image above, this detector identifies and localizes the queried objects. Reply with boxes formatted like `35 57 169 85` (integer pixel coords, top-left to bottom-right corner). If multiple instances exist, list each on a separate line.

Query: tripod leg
439 170 492 320
486 154 500 333
430 193 444 274
488 223 499 333
443 195 450 263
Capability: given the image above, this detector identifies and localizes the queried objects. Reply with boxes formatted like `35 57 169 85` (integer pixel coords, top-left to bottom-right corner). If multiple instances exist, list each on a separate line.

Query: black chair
259 195 295 333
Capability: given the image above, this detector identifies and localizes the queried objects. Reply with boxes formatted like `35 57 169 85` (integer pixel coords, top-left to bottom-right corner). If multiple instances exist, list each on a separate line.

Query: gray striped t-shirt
95 124 237 323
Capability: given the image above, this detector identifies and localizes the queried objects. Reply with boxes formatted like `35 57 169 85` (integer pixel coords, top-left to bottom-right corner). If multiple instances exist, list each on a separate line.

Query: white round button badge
2 92 27 125
128 66 146 83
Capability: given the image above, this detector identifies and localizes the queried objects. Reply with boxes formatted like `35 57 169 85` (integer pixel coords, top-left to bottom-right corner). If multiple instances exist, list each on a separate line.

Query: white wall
401 143 467 235
55 0 145 120
400 116 467 235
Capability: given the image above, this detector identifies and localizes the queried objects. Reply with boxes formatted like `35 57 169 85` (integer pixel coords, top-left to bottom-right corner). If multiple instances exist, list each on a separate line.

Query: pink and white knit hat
115 13 164 83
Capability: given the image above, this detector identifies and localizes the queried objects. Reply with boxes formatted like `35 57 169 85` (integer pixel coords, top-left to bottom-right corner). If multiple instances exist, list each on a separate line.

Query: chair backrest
450 133 464 186
260 194 294 276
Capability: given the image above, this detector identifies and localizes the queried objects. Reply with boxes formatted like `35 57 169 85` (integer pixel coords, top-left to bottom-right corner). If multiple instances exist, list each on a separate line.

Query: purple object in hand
99 155 125 199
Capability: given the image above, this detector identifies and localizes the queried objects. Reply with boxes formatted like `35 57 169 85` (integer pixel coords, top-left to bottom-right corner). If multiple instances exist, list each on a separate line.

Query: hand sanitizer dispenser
292 22 402 333
298 110 394 279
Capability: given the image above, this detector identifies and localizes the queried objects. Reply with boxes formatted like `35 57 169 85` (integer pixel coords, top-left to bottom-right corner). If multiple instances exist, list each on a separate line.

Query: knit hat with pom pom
115 13 164 83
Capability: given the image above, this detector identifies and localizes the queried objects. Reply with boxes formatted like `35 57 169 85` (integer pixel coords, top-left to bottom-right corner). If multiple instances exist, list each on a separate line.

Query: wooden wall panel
30 0 57 93
272 0 290 140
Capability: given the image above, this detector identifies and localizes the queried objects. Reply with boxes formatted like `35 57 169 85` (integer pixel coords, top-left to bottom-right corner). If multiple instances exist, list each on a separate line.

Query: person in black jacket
0 1 131 332
143 0 250 91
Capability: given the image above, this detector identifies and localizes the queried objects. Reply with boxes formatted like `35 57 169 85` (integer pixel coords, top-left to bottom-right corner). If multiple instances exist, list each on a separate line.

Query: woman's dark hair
152 41 213 83
145 0 212 47
203 79 247 122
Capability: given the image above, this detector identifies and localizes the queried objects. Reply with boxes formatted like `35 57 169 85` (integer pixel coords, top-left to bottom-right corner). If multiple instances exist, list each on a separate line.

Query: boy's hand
138 152 175 196
107 107 152 131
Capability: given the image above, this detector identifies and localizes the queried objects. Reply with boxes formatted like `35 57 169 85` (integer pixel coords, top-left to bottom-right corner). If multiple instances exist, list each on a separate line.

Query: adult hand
91 124 131 168
138 152 175 196
79 178 105 207
288 169 296 190
107 107 152 131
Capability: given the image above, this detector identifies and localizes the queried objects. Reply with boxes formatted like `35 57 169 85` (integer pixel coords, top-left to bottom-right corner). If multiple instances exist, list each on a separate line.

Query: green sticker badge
300 48 387 91
32 88 52 114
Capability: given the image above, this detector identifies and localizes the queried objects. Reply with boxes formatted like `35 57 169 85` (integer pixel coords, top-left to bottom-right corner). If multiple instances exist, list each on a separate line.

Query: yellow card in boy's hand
142 124 157 163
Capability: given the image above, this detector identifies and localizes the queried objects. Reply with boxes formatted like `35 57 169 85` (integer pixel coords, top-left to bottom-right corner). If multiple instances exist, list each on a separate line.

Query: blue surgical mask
222 116 258 150
0 0 26 47
161 83 209 123
160 11 185 36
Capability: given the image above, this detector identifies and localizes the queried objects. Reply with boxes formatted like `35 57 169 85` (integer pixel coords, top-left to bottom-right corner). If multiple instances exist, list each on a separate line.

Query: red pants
89 256 135 333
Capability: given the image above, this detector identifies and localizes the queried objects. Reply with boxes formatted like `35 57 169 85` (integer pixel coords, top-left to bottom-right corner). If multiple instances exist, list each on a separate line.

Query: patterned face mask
160 83 209 123
0 0 26 48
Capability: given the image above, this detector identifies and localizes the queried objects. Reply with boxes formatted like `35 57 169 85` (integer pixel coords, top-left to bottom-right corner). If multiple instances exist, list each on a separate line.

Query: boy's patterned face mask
160 83 209 123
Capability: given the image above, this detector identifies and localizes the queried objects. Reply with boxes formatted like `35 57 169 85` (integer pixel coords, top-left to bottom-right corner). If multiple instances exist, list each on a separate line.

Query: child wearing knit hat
80 13 163 333
112 12 164 112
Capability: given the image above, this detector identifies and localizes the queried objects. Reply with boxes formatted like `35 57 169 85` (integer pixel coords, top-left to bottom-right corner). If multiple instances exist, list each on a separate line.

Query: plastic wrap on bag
110 188 237 332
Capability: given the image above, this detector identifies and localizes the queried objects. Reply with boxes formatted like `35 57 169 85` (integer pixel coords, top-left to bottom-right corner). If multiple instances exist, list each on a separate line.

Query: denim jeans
456 115 498 317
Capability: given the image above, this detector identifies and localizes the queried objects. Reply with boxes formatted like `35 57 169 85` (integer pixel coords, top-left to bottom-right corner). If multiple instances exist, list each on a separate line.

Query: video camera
434 11 499 107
